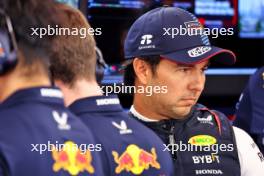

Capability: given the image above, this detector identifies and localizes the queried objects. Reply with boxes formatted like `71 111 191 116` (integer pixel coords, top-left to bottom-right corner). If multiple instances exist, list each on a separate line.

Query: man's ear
133 58 151 85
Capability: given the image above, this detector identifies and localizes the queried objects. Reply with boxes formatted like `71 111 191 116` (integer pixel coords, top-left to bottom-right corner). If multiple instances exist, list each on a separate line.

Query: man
49 4 174 176
0 0 103 175
123 6 264 175
234 66 264 154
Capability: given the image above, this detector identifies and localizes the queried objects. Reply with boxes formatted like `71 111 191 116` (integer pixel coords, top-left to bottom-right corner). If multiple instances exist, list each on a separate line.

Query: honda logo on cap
140 34 153 45
188 46 211 58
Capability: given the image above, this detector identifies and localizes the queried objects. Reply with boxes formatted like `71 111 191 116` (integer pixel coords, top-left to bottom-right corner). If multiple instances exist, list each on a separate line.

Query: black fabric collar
129 105 198 134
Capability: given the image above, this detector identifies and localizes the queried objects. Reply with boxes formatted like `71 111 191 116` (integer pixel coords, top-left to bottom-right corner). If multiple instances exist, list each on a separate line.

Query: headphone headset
95 46 108 84
0 8 18 75
0 9 107 82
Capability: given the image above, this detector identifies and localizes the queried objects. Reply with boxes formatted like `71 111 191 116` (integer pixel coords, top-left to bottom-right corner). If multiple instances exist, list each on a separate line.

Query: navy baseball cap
234 67 264 134
124 6 236 65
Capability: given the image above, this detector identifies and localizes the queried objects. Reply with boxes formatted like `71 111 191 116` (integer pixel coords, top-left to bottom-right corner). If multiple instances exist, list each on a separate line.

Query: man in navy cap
0 0 104 175
49 4 174 176
124 6 264 175
234 67 264 154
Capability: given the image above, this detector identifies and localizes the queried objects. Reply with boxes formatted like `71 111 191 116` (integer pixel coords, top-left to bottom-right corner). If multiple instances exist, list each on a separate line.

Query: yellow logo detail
188 135 217 146
112 144 160 175
51 141 94 175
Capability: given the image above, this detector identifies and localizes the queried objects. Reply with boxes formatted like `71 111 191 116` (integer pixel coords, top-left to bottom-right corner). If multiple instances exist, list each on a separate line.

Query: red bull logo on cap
51 141 94 175
112 144 160 175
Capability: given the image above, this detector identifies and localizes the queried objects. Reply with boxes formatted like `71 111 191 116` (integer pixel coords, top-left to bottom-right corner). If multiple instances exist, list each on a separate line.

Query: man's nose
187 72 205 92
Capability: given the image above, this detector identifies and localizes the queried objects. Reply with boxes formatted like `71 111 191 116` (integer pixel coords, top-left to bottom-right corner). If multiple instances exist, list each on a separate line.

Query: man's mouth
180 98 197 106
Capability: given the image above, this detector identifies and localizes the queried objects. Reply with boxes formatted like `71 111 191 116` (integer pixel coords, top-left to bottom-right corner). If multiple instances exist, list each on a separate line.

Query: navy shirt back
69 95 174 176
0 87 104 176
234 67 264 153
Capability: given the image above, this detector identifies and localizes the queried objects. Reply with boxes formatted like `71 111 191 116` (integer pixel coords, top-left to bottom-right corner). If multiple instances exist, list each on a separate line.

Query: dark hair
0 0 65 74
49 4 96 86
123 55 161 87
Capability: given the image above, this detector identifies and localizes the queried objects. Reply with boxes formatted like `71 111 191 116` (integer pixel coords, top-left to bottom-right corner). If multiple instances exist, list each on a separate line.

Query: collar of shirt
0 87 64 108
129 104 198 133
130 105 159 122
69 95 123 115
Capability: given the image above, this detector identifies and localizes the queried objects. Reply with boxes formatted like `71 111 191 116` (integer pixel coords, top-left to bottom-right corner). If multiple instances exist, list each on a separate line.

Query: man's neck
61 79 103 106
133 94 170 121
0 72 50 103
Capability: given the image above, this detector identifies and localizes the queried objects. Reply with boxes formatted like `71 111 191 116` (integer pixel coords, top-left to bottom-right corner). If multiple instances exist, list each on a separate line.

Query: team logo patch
140 34 153 45
197 115 214 125
112 144 160 175
139 34 155 50
192 154 220 164
184 20 202 29
52 141 94 175
188 46 211 57
112 120 133 135
96 98 120 106
188 135 217 146
52 110 71 130
195 169 223 175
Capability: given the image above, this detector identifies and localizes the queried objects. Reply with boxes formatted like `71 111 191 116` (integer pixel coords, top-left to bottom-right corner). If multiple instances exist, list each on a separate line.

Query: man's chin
171 106 193 119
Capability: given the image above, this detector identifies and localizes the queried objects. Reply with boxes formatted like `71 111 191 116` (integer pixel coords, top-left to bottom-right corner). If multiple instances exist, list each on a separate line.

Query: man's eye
178 68 190 72
201 67 208 72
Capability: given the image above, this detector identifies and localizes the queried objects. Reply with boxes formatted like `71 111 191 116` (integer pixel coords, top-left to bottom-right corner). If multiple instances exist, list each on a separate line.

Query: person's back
234 66 264 153
0 0 103 175
69 95 174 176
48 4 174 175
0 87 103 176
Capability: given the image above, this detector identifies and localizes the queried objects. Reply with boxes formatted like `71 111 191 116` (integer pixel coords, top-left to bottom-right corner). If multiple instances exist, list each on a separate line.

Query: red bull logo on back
112 144 160 175
51 141 94 175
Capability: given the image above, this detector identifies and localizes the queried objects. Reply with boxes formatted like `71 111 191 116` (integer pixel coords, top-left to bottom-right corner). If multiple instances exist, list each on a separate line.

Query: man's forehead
165 59 210 67
181 60 209 67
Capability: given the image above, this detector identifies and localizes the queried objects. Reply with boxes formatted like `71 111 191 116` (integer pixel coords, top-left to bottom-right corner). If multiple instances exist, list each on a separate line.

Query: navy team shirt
234 67 264 153
0 87 104 176
69 95 174 176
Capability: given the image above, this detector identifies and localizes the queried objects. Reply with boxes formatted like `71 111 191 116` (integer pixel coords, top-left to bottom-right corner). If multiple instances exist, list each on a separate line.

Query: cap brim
161 46 236 65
